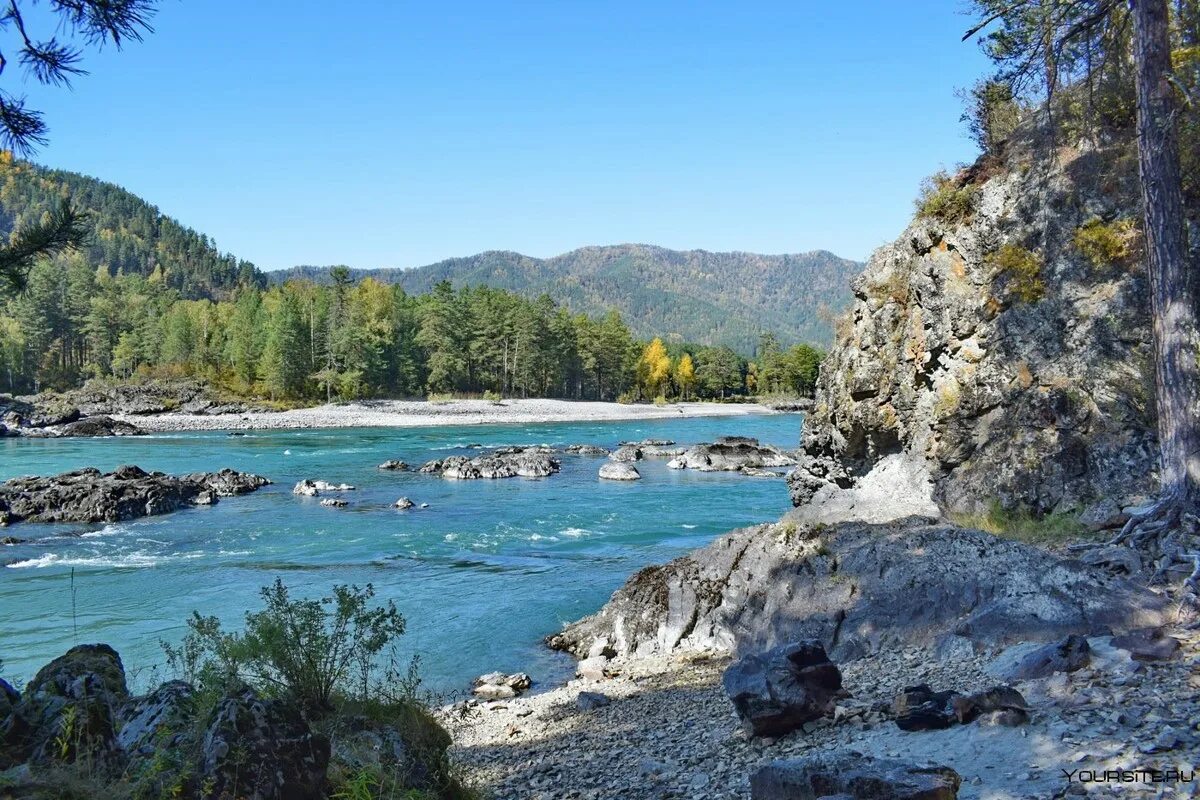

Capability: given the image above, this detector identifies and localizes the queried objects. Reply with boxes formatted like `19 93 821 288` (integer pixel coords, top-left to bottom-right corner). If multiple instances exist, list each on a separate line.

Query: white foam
5 551 204 570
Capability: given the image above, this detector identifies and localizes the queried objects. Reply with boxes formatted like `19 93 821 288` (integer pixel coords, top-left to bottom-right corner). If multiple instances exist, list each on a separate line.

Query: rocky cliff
793 129 1170 517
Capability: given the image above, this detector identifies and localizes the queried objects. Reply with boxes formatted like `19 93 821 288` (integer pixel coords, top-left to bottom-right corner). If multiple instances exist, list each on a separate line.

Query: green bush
1073 217 1137 268
914 171 980 223
163 580 406 715
482 389 503 404
987 243 1045 303
950 500 1091 546
427 392 453 405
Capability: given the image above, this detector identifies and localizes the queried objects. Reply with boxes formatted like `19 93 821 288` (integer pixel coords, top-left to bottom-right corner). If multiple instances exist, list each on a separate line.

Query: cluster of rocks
0 394 145 438
419 448 561 479
472 672 533 700
0 644 455 800
610 440 686 462
378 459 409 471
444 623 1198 799
667 437 797 474
0 465 270 525
292 479 356 497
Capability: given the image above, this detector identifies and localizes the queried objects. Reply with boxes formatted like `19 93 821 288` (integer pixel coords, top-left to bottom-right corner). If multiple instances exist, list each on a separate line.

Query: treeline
0 154 262 299
0 258 823 402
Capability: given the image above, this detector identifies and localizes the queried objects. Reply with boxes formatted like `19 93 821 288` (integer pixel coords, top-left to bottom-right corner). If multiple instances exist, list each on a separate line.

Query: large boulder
722 641 842 736
421 449 560 479
984 634 1091 681
549 519 1167 662
750 754 961 799
52 416 145 437
0 466 270 525
16 644 129 768
599 462 641 481
198 685 330 800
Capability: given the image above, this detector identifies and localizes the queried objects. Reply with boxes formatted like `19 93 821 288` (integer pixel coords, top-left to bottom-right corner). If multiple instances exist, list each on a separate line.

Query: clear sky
19 1 993 270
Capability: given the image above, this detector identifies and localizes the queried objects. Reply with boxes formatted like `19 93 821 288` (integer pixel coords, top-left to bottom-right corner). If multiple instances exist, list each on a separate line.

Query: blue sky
18 1 992 269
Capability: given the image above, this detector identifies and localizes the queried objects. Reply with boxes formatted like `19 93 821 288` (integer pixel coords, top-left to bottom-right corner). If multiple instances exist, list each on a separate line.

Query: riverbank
442 626 1200 800
112 398 778 432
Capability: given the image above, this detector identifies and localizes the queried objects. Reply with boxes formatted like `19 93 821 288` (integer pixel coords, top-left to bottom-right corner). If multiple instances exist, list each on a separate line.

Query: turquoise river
0 413 799 693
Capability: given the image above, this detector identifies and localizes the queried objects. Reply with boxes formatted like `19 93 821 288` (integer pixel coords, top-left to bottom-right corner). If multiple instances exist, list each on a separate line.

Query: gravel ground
115 399 775 432
442 628 1200 800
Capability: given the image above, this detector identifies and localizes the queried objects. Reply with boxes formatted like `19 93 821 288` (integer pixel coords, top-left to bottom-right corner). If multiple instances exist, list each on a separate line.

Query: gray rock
750 754 961 799
892 684 960 731
987 634 1091 681
199 685 329 800
394 497 415 510
1079 545 1143 576
319 498 348 508
52 415 145 437
951 685 1029 725
1110 627 1181 661
423 450 560 480
293 479 320 496
576 657 609 680
378 460 408 471
1078 498 1127 531
599 463 641 481
116 680 194 766
722 641 842 737
669 437 798 472
549 520 1166 663
472 672 531 699
576 691 610 710
565 444 610 456
0 466 269 525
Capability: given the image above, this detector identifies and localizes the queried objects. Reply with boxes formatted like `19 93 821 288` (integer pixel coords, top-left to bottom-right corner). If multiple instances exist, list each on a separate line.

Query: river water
0 413 799 692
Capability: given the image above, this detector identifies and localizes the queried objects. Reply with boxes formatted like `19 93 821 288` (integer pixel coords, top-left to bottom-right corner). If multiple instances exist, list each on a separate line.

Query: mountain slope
0 156 263 298
274 245 860 349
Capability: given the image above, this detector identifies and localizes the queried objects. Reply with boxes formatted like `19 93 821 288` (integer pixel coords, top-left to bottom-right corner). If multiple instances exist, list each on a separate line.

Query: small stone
576 691 610 710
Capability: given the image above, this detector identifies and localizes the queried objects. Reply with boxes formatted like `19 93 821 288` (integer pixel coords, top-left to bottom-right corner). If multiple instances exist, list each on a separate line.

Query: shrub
427 392 453 405
482 389 503 405
987 243 1045 303
914 170 980 223
652 395 668 406
163 580 406 714
1073 217 1138 268
615 390 637 404
950 500 1092 546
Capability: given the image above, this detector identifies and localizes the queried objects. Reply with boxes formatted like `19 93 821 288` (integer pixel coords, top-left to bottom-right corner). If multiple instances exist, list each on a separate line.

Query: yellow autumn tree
674 352 696 400
637 337 672 400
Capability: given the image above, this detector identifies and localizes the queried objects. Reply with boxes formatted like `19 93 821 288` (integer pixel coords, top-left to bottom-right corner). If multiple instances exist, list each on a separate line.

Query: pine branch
0 199 91 293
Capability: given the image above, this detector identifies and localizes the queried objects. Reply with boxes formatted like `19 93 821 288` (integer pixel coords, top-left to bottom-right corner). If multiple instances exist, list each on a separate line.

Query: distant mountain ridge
272 244 860 349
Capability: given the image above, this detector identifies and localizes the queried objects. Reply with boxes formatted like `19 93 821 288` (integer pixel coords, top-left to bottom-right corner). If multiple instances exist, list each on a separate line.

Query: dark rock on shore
987 634 1092 681
0 466 271 525
549 519 1167 663
750 753 961 800
668 436 798 472
0 394 144 438
722 641 843 737
892 684 959 731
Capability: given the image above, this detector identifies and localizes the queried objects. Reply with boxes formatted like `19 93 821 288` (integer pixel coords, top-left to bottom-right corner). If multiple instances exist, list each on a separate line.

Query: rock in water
549 520 1166 662
668 437 798 472
472 672 532 699
199 685 329 800
722 641 842 737
0 466 270 525
750 754 961 800
378 459 408 470
421 449 560 480
293 479 320 496
394 497 415 509
599 463 641 481
320 498 348 508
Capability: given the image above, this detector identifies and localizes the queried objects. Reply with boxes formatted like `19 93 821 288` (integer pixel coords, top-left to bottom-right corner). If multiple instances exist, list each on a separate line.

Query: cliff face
795 133 1163 517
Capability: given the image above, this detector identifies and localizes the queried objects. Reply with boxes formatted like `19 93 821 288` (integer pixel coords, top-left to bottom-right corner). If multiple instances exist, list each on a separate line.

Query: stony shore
113 398 777 433
442 626 1200 799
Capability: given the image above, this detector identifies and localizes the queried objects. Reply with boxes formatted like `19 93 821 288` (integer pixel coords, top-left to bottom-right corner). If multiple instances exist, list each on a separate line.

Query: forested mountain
0 155 262 298
273 245 860 349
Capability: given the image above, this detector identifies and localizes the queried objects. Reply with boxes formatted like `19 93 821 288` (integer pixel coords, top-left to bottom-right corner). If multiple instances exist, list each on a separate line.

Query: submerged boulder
599 463 641 481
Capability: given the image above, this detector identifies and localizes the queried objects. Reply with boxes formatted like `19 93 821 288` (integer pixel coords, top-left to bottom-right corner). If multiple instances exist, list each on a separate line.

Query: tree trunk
1132 0 1200 498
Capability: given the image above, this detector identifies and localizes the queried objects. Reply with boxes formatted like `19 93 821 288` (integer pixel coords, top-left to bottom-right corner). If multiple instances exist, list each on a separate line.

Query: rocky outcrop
750 754 961 800
549 519 1167 663
0 395 144 437
199 685 330 800
668 437 798 472
722 641 843 736
472 672 532 700
610 440 686 462
0 465 271 525
420 449 560 479
793 134 1162 517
